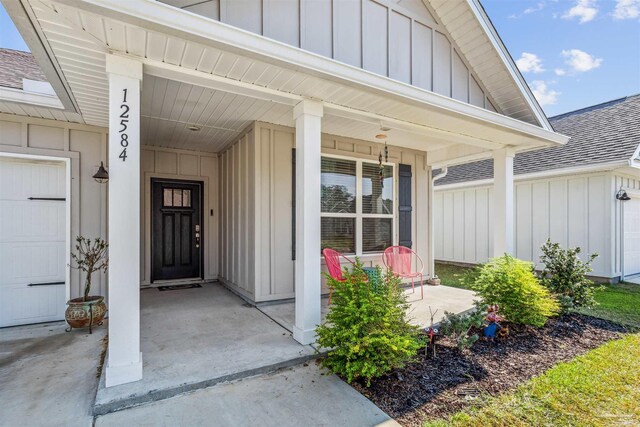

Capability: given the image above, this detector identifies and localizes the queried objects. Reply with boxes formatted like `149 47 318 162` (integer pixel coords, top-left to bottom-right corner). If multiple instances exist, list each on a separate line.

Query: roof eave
466 0 553 131
2 0 80 114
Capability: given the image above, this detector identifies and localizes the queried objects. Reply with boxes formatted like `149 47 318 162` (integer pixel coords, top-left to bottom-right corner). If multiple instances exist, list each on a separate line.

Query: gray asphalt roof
436 94 640 185
0 48 47 90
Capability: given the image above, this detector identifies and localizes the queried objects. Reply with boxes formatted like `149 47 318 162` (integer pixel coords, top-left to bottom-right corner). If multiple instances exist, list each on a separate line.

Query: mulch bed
350 314 628 426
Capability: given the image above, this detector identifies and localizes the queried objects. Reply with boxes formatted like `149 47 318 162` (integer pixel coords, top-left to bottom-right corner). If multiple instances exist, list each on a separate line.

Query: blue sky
0 1 638 117
483 0 640 116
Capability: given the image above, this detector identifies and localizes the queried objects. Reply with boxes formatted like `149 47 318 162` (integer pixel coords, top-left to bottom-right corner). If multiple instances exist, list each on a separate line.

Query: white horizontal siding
434 172 614 278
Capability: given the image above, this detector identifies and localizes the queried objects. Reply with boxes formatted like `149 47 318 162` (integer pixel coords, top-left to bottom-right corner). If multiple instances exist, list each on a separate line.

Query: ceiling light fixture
188 125 201 131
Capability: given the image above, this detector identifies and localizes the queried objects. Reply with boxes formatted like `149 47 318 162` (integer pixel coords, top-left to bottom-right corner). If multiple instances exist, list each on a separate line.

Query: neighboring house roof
436 94 640 185
0 48 47 90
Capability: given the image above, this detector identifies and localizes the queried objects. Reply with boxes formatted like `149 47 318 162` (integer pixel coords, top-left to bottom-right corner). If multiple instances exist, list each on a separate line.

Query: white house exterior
434 95 640 281
0 0 568 387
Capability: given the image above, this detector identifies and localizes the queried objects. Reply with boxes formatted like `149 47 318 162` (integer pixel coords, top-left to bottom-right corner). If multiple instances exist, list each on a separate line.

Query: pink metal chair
383 246 424 299
322 248 357 305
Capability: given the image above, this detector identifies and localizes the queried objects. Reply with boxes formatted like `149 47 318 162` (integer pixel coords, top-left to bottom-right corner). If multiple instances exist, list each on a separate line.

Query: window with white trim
321 156 394 254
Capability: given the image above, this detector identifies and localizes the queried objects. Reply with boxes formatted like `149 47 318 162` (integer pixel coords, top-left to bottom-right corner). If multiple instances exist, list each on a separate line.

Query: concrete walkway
0 321 106 427
95 363 396 427
95 284 316 415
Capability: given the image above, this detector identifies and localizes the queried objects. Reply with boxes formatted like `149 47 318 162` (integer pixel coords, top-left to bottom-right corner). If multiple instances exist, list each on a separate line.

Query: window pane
173 189 183 207
362 163 393 214
163 189 173 207
321 217 356 254
321 158 356 213
362 218 393 253
183 189 191 207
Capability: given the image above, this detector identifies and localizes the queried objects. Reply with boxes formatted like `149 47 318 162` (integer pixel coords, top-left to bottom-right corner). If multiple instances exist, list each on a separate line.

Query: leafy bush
439 303 486 350
467 255 560 327
539 239 602 313
316 262 422 386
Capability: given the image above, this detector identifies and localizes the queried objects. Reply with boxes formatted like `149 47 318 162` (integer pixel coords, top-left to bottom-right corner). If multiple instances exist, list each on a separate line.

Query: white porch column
493 147 515 257
293 100 323 345
105 55 143 387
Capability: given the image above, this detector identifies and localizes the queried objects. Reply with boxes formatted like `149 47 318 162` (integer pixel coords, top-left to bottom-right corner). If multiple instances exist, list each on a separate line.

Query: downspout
621 200 625 282
432 167 448 183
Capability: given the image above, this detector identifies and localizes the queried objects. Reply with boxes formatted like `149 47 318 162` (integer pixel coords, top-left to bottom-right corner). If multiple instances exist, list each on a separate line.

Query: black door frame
150 178 204 283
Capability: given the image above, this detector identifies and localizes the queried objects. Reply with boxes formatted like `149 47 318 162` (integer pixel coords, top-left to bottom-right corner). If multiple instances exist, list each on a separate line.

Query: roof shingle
0 48 47 90
436 94 640 185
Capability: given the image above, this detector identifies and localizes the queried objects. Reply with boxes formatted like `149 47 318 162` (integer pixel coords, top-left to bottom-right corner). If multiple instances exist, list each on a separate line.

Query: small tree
70 236 108 301
468 255 560 327
539 239 601 313
316 262 422 386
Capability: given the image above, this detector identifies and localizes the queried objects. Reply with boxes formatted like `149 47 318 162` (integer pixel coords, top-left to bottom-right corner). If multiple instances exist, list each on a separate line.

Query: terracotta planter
65 295 107 333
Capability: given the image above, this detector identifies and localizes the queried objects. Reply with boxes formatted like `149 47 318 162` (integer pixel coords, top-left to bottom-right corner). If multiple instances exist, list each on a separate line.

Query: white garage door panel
624 198 640 276
0 158 66 328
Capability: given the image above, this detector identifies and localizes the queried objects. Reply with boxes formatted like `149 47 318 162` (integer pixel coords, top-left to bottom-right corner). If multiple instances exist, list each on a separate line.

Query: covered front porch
9 0 567 390
94 280 475 414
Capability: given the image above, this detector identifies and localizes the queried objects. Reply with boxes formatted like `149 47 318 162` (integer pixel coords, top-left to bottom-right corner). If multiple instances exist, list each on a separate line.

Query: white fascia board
466 0 552 131
0 86 64 109
434 161 628 191
628 143 640 167
55 0 567 147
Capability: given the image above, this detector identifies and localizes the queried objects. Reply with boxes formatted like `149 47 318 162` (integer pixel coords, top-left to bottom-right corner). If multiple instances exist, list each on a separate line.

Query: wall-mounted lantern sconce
616 187 631 201
92 161 109 184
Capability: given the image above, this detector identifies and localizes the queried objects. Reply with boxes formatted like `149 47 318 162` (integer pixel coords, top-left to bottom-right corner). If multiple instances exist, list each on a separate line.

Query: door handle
195 225 200 248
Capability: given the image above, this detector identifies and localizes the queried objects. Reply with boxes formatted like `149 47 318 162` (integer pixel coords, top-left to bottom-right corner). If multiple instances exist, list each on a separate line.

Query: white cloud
530 81 560 106
613 0 640 19
563 0 598 23
554 68 567 76
516 52 546 73
509 2 545 18
524 2 546 14
561 49 603 72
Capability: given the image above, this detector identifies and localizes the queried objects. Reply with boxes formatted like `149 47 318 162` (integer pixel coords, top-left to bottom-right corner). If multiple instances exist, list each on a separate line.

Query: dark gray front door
152 179 202 282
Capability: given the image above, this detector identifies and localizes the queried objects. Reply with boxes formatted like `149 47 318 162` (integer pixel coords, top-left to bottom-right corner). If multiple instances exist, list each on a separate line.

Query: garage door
0 157 67 327
624 197 640 277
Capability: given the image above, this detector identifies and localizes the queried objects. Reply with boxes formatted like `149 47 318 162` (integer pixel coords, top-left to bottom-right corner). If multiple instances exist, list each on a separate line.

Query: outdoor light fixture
92 161 109 184
616 187 631 201
188 125 201 131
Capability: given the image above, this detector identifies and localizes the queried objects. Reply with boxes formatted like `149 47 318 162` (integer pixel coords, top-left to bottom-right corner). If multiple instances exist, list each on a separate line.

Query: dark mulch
350 314 627 426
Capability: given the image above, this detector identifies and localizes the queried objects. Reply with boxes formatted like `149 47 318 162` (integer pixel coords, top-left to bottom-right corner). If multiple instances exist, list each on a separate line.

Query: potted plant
66 236 108 333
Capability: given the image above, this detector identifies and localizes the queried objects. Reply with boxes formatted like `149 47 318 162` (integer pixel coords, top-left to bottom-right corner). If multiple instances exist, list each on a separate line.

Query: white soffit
21 0 564 153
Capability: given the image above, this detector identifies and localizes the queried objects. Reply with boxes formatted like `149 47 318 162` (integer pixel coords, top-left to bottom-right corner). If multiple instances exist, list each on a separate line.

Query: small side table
362 267 383 291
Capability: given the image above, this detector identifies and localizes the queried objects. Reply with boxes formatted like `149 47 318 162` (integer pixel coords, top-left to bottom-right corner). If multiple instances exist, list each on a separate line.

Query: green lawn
434 262 475 289
579 282 640 329
424 333 640 427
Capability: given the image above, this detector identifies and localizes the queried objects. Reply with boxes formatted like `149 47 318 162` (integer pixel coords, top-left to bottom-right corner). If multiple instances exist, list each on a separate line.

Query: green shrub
467 255 560 327
539 239 602 313
439 302 486 350
316 262 422 386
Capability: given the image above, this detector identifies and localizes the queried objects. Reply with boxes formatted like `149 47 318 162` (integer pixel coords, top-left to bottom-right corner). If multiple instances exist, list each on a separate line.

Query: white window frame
321 153 396 256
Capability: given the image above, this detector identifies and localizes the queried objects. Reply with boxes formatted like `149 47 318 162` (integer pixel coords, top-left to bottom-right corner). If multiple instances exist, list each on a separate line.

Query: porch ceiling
15 0 568 158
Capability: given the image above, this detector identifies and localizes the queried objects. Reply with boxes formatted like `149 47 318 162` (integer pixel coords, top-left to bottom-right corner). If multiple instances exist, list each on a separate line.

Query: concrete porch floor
259 284 476 332
95 283 317 415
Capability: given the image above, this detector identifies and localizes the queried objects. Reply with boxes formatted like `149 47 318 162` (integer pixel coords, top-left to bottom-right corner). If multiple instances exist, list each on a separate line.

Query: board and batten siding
612 173 640 277
434 172 613 278
158 0 497 112
218 126 257 301
140 146 219 285
0 114 108 299
218 121 430 303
